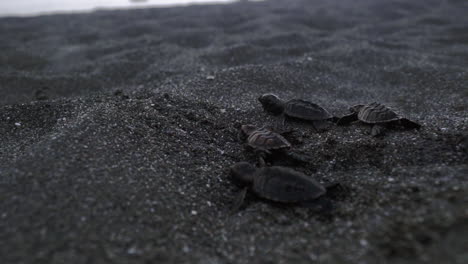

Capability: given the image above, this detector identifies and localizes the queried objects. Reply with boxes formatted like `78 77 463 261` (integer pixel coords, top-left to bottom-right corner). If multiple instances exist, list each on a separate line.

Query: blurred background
0 0 244 17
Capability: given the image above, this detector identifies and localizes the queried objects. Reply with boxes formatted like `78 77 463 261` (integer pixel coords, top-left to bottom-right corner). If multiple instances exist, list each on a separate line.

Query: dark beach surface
1 0 467 263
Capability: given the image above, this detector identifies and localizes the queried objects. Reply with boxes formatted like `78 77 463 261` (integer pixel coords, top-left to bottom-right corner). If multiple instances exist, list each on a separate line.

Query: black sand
0 0 467 263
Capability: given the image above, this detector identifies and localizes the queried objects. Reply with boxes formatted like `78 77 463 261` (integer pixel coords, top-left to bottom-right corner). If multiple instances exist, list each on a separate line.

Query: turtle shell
252 166 326 203
246 127 291 151
357 102 400 124
284 99 333 121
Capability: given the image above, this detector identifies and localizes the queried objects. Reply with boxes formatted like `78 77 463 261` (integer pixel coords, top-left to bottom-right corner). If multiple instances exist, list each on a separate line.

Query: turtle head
258 93 285 115
349 104 365 113
230 162 256 186
240 124 257 137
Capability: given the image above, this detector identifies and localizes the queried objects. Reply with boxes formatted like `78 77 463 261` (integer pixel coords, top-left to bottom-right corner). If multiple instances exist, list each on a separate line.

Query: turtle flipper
330 116 340 123
229 187 248 214
281 114 287 130
254 150 270 167
258 156 267 167
371 125 386 137
300 197 334 213
337 113 358 126
279 128 296 137
324 182 346 200
399 118 421 129
324 182 342 192
272 114 288 132
285 151 311 164
312 120 333 131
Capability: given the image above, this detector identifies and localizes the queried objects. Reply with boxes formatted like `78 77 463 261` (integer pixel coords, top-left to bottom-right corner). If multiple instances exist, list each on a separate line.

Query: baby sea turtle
258 93 338 130
230 162 337 212
240 124 309 165
337 102 421 136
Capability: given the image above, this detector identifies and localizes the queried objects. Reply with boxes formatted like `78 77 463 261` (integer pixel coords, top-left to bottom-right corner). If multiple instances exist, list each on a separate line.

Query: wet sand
0 0 467 263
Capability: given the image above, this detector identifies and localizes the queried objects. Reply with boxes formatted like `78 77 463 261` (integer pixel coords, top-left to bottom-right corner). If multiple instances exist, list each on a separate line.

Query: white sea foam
0 0 244 17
